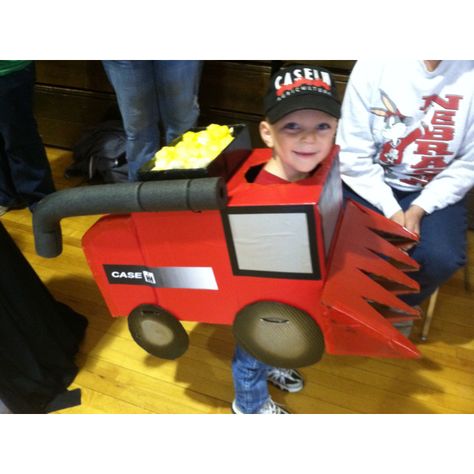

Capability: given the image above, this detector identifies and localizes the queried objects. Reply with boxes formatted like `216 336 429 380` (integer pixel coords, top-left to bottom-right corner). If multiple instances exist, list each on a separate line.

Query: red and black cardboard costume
74 143 421 366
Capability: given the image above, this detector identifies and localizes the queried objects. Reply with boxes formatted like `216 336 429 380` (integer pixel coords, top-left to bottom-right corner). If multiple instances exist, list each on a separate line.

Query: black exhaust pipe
33 177 227 258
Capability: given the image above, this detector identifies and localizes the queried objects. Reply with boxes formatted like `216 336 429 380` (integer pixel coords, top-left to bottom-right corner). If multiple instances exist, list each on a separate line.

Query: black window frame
221 205 321 280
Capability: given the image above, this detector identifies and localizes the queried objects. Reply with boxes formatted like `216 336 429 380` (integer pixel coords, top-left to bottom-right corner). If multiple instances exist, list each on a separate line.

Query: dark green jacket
0 60 32 77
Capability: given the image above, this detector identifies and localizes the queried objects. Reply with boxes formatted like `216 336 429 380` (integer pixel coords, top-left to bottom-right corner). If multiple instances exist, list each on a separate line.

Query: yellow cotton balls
152 124 234 171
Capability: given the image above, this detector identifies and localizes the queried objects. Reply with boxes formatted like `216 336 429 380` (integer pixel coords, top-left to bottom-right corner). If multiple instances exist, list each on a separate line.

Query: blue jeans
0 62 55 209
343 183 467 305
232 345 272 413
102 60 202 181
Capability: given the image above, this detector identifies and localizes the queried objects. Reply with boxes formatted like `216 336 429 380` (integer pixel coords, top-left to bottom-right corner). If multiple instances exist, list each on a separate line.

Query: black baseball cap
263 64 341 124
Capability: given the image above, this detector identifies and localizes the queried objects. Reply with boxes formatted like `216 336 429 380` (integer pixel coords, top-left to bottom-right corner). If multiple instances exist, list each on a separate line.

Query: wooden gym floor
2 147 473 414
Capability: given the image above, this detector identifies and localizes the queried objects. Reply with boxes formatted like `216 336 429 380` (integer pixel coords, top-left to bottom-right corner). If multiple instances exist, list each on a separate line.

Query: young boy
232 64 341 414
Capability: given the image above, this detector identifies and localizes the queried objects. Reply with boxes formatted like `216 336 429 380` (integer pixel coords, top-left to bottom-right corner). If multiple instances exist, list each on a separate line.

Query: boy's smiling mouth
293 151 318 158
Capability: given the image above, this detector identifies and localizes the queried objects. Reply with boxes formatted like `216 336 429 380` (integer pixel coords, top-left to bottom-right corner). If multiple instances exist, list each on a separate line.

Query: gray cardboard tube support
33 177 227 258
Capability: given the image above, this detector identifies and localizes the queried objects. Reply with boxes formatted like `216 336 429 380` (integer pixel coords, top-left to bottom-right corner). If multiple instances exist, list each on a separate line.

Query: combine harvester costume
33 125 422 368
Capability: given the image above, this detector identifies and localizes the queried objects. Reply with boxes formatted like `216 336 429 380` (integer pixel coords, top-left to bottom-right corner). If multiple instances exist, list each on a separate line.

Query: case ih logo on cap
104 264 218 290
263 64 341 124
274 67 332 97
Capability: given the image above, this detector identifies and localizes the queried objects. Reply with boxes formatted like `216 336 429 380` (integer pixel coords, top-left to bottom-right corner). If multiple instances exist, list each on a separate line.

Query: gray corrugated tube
33 177 227 258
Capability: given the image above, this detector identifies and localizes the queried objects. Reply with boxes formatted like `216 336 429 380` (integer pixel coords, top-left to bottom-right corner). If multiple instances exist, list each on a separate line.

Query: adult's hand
389 206 425 251
390 209 405 228
404 204 425 237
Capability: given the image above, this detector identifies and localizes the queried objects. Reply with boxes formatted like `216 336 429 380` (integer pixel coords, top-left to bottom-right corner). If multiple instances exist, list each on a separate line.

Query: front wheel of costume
128 304 189 360
232 301 325 368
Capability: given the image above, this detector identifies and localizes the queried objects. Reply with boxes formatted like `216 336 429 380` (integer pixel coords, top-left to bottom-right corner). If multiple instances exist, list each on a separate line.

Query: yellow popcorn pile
152 124 234 171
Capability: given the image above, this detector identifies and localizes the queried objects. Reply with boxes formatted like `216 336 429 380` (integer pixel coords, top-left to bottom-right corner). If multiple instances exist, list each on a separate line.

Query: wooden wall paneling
199 61 272 116
33 60 354 150
36 60 112 93
34 60 117 149
34 84 117 149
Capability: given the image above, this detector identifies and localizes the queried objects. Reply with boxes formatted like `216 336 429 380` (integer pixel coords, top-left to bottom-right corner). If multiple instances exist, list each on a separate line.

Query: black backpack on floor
65 120 129 183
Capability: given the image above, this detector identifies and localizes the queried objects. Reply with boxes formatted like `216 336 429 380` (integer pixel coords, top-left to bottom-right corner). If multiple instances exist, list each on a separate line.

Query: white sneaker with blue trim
232 397 289 414
267 367 304 393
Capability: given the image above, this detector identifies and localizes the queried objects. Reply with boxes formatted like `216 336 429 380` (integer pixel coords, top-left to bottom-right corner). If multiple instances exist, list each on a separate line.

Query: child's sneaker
232 398 289 414
267 367 304 393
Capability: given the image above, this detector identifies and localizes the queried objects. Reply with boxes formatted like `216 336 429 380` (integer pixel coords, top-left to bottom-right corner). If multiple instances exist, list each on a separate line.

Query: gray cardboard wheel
233 301 324 368
128 304 189 359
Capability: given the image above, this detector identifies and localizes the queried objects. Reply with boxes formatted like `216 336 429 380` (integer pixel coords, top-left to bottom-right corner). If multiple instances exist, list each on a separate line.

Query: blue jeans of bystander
0 62 55 209
102 60 202 181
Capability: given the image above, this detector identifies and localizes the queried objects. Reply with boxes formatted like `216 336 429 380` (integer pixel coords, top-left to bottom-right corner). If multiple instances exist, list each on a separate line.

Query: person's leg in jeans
232 345 271 413
0 63 55 209
153 60 202 144
102 60 160 181
343 183 467 305
393 189 467 306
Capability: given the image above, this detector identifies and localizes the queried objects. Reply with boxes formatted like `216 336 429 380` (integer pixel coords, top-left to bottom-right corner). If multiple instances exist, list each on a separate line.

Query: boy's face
259 109 338 182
